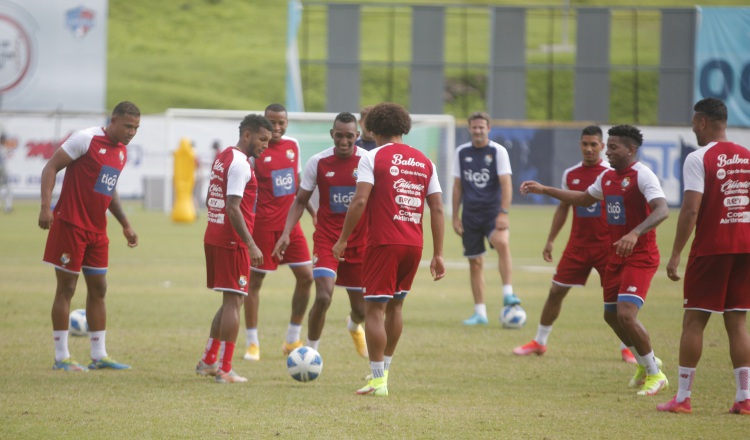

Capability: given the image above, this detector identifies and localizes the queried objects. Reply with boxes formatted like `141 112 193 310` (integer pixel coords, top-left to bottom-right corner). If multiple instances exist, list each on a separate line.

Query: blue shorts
462 211 498 258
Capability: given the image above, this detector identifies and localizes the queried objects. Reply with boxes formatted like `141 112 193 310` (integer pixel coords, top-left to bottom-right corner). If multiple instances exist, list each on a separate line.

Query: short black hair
694 97 727 122
239 114 272 135
365 103 411 137
265 103 287 114
608 125 643 148
334 112 357 126
112 101 140 118
581 125 602 139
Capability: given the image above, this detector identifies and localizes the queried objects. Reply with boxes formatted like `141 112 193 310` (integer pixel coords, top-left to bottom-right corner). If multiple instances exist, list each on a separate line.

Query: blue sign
694 7 750 127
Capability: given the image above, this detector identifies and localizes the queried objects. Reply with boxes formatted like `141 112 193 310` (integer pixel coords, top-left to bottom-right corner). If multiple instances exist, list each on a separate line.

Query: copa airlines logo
464 168 491 189
391 154 425 168
0 14 33 94
605 195 626 225
717 153 750 167
94 165 120 195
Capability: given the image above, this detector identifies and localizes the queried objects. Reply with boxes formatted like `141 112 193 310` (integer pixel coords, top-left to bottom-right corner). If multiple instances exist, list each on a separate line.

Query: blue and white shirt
453 140 512 215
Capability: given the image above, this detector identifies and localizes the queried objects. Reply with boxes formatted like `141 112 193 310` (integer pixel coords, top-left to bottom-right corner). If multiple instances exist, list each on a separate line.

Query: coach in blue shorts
452 111 520 326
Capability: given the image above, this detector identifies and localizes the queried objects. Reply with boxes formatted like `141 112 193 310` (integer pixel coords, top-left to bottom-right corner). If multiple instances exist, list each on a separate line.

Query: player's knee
313 293 332 310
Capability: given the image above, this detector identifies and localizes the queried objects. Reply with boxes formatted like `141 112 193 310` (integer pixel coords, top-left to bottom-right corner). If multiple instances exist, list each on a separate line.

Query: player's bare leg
281 264 313 355
50 270 87 370
242 271 265 360
725 311 750 413
463 256 488 325
615 302 667 395
678 310 710 368
384 298 404 357
490 229 520 307
214 291 247 383
358 300 388 396
306 277 335 345
84 273 107 332
513 284 570 356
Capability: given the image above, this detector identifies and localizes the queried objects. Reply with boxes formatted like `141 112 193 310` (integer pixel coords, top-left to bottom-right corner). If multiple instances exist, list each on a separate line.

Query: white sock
306 339 320 350
620 341 627 350
502 285 514 296
735 367 750 402
370 361 385 379
535 325 552 346
676 366 695 402
347 317 361 332
53 330 70 362
286 323 302 344
643 350 659 375
629 346 643 365
383 355 392 372
89 330 107 360
245 328 259 347
474 304 487 318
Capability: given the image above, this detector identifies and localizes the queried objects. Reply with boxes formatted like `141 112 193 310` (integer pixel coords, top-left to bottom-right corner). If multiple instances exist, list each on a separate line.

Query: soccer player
452 111 519 326
195 114 272 383
243 103 314 361
513 126 637 364
658 98 750 415
39 101 140 372
521 125 670 396
333 102 446 397
354 106 377 151
272 112 368 358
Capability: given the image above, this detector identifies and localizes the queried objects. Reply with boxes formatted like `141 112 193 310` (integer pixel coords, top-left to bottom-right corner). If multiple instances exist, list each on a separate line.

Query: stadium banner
0 0 107 112
694 7 750 127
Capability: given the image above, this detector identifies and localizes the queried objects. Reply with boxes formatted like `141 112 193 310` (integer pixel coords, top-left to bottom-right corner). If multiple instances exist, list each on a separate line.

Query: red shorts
684 254 750 312
313 241 365 289
204 243 250 295
251 223 311 272
362 245 422 301
602 255 659 309
43 220 108 274
552 245 609 287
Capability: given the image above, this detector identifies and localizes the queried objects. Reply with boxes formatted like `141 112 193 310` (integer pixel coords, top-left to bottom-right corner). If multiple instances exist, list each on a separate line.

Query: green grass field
1 200 747 438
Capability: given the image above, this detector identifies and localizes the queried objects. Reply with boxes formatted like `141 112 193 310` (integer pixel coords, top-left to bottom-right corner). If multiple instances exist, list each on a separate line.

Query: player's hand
332 239 346 261
613 231 637 257
123 226 138 248
666 254 681 281
430 255 446 281
272 234 290 260
495 213 509 231
38 208 54 230
452 217 463 236
249 243 264 267
543 241 554 263
520 181 543 195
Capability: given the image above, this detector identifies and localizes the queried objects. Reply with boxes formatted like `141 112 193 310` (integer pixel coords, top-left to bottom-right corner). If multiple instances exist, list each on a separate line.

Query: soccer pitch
1 200 747 438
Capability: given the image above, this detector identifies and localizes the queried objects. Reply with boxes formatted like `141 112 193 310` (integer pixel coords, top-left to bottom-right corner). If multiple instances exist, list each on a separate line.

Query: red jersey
683 141 750 256
587 162 665 263
253 136 302 231
204 147 254 249
300 146 368 251
357 143 442 248
55 127 128 233
561 160 611 248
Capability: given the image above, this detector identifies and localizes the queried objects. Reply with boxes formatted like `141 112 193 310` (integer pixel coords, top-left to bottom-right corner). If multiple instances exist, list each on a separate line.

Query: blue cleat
53 358 88 372
88 356 131 370
503 293 522 306
462 313 489 326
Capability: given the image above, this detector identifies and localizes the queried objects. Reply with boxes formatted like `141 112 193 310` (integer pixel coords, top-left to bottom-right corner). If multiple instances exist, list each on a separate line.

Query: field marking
419 260 555 273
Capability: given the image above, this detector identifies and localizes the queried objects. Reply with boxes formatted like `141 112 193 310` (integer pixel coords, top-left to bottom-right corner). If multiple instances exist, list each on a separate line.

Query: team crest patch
484 154 492 166
239 275 248 288
352 168 358 179
61 253 71 265
286 149 295 161
66 6 96 39
621 177 630 189
312 253 318 265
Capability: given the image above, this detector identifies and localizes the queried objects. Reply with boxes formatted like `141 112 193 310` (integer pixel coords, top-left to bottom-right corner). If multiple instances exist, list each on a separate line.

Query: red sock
202 338 221 364
220 341 235 373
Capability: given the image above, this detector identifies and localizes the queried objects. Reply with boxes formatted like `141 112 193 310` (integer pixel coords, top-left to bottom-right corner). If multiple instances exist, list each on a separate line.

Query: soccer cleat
88 356 131 370
621 348 637 364
347 317 368 358
729 399 750 415
243 344 260 361
637 371 669 396
365 370 389 382
512 340 547 356
503 293 521 307
195 360 219 377
281 340 303 356
215 369 248 384
356 377 388 397
462 313 489 326
628 357 663 388
657 396 692 414
52 358 88 372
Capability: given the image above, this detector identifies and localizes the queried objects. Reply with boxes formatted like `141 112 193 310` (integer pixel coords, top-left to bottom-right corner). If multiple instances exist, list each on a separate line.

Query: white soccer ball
286 346 323 382
69 309 89 336
500 305 526 329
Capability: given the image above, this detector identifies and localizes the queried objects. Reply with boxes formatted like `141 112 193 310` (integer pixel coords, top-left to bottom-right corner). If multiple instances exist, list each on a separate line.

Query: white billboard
0 0 107 112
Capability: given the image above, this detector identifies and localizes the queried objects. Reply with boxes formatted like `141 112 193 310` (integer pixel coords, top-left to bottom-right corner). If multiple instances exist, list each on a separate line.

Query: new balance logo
99 148 106 154
627 286 637 292
325 171 335 177
264 157 272 162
